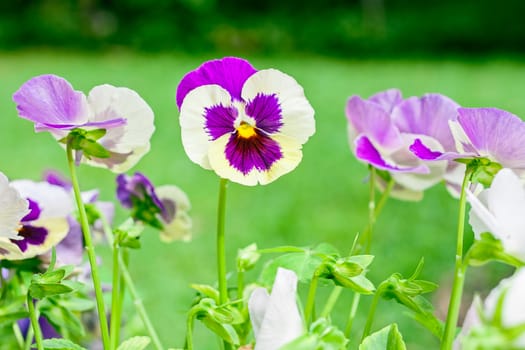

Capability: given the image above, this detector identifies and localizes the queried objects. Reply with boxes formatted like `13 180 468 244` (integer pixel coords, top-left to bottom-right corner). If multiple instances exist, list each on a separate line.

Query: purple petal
225 132 283 175
116 172 165 215
13 74 87 127
409 139 445 160
21 198 41 222
204 104 237 140
346 95 402 150
11 225 48 252
245 93 283 134
458 108 525 168
176 57 257 108
34 117 127 132
43 170 72 190
369 89 403 113
356 136 429 173
393 94 460 151
56 217 84 266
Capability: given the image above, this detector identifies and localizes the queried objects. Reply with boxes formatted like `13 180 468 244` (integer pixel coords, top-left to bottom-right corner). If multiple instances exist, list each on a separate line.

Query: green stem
13 322 25 349
117 248 129 343
217 178 229 305
66 145 110 349
365 167 377 254
344 293 361 337
237 271 244 300
99 215 164 350
320 286 343 318
27 296 43 350
110 242 121 350
304 271 320 326
441 171 471 350
186 307 198 350
361 285 383 341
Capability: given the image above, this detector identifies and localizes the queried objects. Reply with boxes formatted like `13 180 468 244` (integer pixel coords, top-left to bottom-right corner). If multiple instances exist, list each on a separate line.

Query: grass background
1 51 523 348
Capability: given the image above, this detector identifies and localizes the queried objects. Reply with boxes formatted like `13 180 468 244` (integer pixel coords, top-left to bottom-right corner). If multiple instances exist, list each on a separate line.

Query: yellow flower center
236 122 257 139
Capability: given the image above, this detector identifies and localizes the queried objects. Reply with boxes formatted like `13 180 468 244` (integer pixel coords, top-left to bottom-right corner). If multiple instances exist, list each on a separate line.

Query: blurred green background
1 1 525 349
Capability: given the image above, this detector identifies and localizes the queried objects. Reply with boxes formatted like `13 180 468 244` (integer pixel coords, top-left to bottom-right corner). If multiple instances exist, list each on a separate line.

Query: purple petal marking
34 117 127 132
458 108 525 168
225 132 283 175
21 199 41 222
11 225 48 252
245 93 283 134
39 316 61 339
409 139 445 160
160 198 176 223
369 89 403 113
176 57 257 108
43 170 72 190
116 172 166 217
346 95 402 150
355 136 429 173
204 104 237 140
13 74 87 127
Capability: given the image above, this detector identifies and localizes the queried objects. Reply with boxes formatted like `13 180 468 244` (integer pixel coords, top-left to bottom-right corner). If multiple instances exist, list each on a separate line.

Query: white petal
248 288 270 339
11 180 73 219
0 173 29 239
252 268 304 350
467 190 495 240
180 84 233 170
241 69 315 144
207 134 303 186
156 185 192 242
0 238 24 259
85 85 155 172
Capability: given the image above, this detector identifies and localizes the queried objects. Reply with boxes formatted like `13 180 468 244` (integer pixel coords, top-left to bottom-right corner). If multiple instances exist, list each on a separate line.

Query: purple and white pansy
176 57 315 186
346 89 463 200
410 107 525 173
0 179 71 260
13 74 155 173
0 172 29 240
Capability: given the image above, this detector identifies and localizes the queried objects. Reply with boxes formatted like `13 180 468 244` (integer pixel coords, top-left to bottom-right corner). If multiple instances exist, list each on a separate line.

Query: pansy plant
176 57 315 186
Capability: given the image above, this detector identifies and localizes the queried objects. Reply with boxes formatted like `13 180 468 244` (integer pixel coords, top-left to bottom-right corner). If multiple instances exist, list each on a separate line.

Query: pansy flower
176 57 315 186
248 268 304 350
117 172 192 241
0 172 29 240
0 179 71 260
467 168 525 262
13 74 155 173
455 268 525 349
410 107 525 173
346 89 463 200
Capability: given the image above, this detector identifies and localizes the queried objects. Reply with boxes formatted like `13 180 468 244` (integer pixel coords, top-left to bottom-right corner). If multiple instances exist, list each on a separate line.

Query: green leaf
468 233 525 267
334 273 375 294
39 338 87 350
201 316 239 345
85 128 107 140
359 324 407 350
41 298 86 339
34 269 66 284
190 284 220 304
29 283 73 299
260 251 324 285
79 138 110 158
54 296 95 312
348 255 375 269
0 311 29 325
116 336 151 350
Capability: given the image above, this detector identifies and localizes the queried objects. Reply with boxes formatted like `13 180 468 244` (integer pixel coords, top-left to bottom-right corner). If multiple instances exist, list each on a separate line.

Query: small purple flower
13 74 155 173
410 107 525 171
117 172 192 241
346 89 463 200
177 57 315 186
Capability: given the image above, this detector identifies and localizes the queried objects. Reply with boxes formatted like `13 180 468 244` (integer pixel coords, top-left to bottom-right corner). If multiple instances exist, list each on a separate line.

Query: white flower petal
0 173 29 239
155 185 192 242
85 84 155 172
179 85 233 169
249 268 304 350
11 180 73 219
241 69 315 144
248 288 270 339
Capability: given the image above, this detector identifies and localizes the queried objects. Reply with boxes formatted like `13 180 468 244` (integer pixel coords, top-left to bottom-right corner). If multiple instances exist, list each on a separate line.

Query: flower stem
441 171 471 350
217 178 229 305
365 167 377 254
26 296 43 350
66 145 110 349
344 292 361 337
110 242 121 350
99 215 164 350
13 322 25 350
304 270 320 326
237 271 244 300
361 285 383 341
186 307 198 350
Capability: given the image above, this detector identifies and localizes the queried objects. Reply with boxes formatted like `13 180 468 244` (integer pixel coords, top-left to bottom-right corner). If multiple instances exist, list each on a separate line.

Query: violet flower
346 89 463 200
410 107 525 173
117 172 192 241
0 180 71 260
13 74 155 173
176 57 315 186
248 268 304 350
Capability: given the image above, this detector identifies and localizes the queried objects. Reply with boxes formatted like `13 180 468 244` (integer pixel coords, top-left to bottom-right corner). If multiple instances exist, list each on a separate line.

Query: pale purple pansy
13 74 155 173
410 107 525 172
177 57 315 186
455 268 525 348
0 180 71 260
467 168 525 262
117 172 192 241
0 172 30 240
248 268 304 350
346 89 463 200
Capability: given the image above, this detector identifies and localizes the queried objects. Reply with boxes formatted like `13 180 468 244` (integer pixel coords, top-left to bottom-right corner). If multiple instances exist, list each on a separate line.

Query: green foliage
116 336 151 350
359 324 407 350
40 338 87 350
